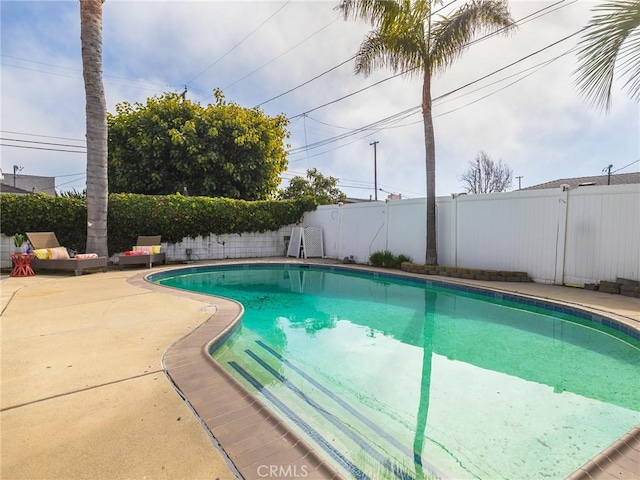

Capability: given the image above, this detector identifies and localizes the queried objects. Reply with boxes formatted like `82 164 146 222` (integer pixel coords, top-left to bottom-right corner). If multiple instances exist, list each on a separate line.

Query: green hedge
1 193 316 255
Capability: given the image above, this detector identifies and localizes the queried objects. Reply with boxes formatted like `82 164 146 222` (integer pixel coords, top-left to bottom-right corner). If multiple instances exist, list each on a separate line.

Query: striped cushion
48 246 70 260
133 245 161 254
75 253 99 260
33 248 49 260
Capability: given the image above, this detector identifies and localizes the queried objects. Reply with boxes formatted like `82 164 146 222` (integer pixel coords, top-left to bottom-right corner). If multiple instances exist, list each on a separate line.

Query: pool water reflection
156 265 640 480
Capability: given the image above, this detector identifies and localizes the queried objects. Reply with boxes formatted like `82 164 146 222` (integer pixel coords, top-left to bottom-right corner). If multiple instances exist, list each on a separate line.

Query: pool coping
130 260 640 480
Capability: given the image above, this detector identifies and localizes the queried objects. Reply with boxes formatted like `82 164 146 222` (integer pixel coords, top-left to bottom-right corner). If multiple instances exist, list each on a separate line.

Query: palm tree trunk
80 0 108 257
423 68 437 265
413 290 436 479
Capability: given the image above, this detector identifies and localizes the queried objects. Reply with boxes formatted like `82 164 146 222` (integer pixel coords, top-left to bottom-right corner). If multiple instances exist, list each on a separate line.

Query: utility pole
370 141 379 201
13 165 23 188
602 164 613 185
516 175 523 190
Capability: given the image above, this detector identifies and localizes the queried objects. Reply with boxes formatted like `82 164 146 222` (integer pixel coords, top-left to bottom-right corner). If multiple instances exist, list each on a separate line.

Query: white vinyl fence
302 184 640 284
2 184 637 285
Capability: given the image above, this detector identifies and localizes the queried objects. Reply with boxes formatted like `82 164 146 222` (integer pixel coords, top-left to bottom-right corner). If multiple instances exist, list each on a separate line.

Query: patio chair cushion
75 253 99 260
133 245 161 254
48 246 70 260
34 248 49 260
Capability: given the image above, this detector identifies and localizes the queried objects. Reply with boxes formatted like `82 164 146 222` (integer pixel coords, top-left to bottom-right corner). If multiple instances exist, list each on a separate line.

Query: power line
285 149 424 198
252 1 460 109
288 121 339 137
287 110 413 154
465 0 574 48
223 16 341 91
257 0 573 111
436 46 577 107
185 1 292 86
302 114 311 168
280 169 421 198
1 61 180 95
288 134 376 162
255 0 460 108
1 63 80 81
255 54 357 108
57 175 86 188
0 144 86 153
292 25 584 122
287 105 419 154
305 115 356 130
364 44 577 132
339 178 421 199
0 137 86 149
289 69 408 119
285 27 585 156
612 159 640 173
0 130 84 142
416 45 578 121
0 54 178 90
433 28 585 104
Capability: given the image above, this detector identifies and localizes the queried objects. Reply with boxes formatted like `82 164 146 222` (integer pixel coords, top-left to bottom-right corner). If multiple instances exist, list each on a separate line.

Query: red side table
10 253 35 277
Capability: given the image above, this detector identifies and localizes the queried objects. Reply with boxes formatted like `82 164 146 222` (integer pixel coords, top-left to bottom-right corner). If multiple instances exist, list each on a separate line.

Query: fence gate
287 227 324 258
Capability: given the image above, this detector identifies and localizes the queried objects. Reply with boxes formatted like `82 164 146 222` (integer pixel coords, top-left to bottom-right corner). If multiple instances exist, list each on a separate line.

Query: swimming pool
154 264 640 480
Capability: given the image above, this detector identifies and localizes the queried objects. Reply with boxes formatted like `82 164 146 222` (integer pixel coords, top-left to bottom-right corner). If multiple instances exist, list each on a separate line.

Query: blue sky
1 0 638 199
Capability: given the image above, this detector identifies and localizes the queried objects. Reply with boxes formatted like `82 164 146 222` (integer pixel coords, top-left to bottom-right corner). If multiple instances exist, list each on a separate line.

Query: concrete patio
1 266 237 480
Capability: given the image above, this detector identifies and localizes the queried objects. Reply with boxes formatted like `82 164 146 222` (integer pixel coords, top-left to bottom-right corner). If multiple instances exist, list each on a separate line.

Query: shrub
369 250 412 269
396 254 413 266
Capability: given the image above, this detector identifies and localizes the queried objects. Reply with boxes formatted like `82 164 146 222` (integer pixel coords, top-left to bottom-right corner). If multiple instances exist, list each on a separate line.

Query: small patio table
10 253 35 277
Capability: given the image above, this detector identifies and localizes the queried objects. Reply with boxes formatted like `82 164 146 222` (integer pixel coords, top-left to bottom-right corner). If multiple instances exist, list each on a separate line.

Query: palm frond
337 0 402 26
350 0 429 78
429 0 515 74
573 0 640 112
618 28 640 99
355 28 425 78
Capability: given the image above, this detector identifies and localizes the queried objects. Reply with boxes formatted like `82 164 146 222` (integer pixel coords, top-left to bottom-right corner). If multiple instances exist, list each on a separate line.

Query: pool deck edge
566 425 640 480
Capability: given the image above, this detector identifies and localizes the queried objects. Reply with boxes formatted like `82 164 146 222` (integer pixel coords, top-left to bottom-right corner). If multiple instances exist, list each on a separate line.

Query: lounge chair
118 235 166 270
26 232 108 276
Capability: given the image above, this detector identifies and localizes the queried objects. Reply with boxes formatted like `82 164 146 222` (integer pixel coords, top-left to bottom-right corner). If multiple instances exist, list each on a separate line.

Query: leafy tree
460 151 513 193
108 90 289 200
574 0 640 112
339 0 515 264
279 168 347 205
80 0 108 257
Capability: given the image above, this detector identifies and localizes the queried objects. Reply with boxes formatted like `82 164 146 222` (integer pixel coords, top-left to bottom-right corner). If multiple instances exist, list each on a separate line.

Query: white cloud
1 0 638 197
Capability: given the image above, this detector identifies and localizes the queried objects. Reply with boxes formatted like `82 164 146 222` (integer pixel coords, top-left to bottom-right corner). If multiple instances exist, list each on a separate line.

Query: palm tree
339 0 515 265
80 0 108 257
574 0 640 112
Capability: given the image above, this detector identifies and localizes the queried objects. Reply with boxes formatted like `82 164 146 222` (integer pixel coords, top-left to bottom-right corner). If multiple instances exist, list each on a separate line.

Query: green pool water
155 265 640 480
